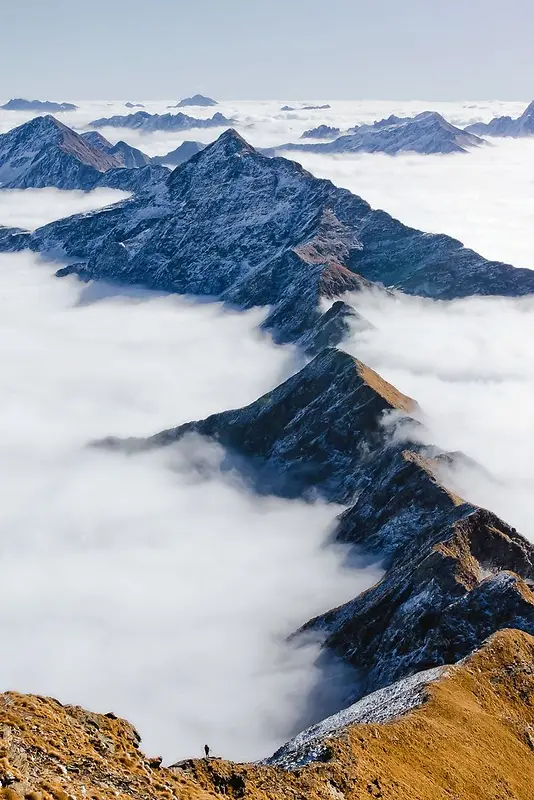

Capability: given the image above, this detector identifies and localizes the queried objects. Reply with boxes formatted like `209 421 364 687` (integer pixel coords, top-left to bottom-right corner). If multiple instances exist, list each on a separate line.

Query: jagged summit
0 115 168 191
465 100 534 137
88 109 234 132
277 110 486 155
2 127 534 344
151 140 205 166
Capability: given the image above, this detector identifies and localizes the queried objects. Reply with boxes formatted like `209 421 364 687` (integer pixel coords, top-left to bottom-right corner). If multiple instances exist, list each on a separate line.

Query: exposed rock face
2 129 533 345
465 100 534 137
151 140 206 166
278 111 486 154
174 94 218 107
88 110 233 131
0 116 168 192
99 348 416 503
301 125 341 139
93 163 170 192
80 131 153 169
1 98 77 112
1 630 532 799
100 348 534 700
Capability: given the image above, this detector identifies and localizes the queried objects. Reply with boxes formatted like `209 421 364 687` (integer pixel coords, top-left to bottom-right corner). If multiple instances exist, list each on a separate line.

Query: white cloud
0 249 381 763
0 187 131 230
339 288 534 542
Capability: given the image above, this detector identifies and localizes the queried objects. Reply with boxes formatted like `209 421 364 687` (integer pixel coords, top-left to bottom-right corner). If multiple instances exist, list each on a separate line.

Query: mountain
1 97 78 112
0 115 168 191
3 630 533 798
2 128 533 345
465 100 534 137
151 140 206 166
88 110 233 131
174 94 218 107
101 348 534 683
80 130 152 168
277 111 486 155
302 104 331 110
301 124 340 139
125 102 145 108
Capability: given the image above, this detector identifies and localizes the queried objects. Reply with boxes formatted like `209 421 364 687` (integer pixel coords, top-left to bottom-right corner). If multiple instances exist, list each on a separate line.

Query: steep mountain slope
1 98 77 112
2 129 533 345
465 100 534 137
278 111 486 154
0 116 168 191
81 130 153 168
101 349 534 695
88 110 233 131
151 140 206 165
0 630 532 799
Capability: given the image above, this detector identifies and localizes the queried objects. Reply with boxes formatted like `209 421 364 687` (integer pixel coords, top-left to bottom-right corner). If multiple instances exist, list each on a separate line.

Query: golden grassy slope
0 629 532 800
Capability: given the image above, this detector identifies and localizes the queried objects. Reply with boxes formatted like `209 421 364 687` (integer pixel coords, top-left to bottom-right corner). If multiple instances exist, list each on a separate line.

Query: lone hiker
204 744 210 759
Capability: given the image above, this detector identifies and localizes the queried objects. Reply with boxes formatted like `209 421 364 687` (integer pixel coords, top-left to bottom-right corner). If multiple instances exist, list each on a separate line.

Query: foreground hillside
0 630 532 799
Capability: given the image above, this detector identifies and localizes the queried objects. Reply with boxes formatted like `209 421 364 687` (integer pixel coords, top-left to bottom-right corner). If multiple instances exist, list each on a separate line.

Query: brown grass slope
0 629 532 800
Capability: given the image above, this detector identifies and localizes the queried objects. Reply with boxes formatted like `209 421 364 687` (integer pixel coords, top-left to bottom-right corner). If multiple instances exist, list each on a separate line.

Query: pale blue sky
2 0 533 100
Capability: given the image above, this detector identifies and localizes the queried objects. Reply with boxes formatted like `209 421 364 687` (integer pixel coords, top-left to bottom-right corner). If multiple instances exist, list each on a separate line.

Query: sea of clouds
0 98 533 762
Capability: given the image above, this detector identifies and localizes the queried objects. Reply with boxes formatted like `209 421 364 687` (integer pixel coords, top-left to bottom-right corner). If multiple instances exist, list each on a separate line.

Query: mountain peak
521 100 534 118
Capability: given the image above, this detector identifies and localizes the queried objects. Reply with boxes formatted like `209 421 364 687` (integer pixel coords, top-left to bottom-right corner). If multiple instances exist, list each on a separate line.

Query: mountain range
0 115 169 191
0 118 533 799
465 100 534 137
1 128 533 346
1 97 78 112
276 111 486 155
89 110 233 131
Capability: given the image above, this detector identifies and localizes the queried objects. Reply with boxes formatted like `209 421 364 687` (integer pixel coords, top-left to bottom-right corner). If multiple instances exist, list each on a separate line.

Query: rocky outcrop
0 116 168 191
3 128 534 345
80 131 153 169
174 94 218 107
125 102 145 108
301 125 341 139
151 140 206 166
465 100 534 137
0 630 532 799
99 348 416 503
88 110 233 131
278 111 486 155
1 98 77 112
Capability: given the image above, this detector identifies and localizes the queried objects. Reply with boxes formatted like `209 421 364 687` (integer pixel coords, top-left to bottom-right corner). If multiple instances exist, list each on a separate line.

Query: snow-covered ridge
267 665 447 770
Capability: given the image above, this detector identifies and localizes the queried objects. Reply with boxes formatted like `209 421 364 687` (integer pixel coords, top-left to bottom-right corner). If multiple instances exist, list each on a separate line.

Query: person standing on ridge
204 744 210 759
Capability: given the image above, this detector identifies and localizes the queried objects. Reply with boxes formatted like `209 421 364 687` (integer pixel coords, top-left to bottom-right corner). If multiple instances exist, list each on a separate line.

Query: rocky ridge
0 116 169 191
0 98 77 112
1 129 533 347
0 630 532 798
88 110 233 132
276 111 486 155
174 94 218 107
465 100 534 137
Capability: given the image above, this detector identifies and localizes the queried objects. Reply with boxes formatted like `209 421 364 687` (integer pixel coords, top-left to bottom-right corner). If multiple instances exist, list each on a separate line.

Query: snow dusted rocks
3 128 534 346
151 140 206 166
88 110 233 131
300 124 341 139
101 349 534 703
267 665 447 770
0 116 169 191
280 111 486 154
465 100 534 137
80 131 153 168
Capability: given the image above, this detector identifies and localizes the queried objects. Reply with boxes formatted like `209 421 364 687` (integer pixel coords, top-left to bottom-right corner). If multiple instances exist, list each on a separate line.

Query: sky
1 0 533 100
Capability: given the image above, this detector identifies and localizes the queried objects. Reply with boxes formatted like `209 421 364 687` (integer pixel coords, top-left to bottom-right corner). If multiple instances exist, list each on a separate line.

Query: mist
339 288 534 542
0 187 131 230
0 249 383 763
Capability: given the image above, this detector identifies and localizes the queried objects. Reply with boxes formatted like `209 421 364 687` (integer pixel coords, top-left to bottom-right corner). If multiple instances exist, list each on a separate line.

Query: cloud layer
340 288 534 542
0 249 382 763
